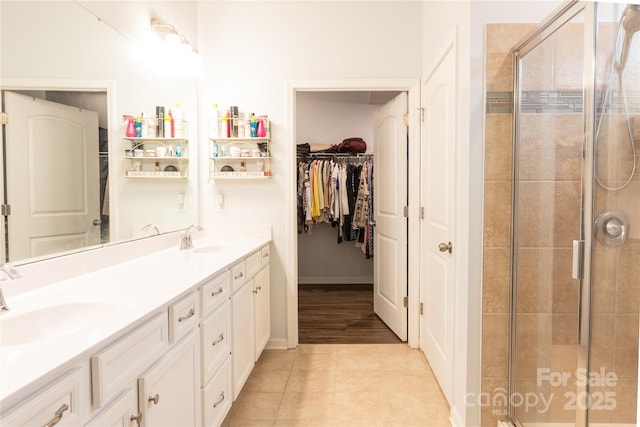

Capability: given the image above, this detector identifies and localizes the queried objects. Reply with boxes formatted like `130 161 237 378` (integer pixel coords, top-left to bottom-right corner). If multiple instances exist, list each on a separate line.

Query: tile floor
222 344 451 427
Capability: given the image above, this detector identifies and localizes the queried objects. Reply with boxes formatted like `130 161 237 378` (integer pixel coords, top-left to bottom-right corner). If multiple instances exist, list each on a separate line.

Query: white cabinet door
85 387 139 427
231 282 254 400
138 330 201 427
253 265 270 361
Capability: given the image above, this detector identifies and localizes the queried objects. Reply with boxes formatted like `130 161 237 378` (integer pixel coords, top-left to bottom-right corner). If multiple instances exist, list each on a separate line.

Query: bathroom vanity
0 228 271 427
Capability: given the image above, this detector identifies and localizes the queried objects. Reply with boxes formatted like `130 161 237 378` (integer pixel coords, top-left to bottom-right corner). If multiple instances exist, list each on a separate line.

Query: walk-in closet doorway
289 85 418 346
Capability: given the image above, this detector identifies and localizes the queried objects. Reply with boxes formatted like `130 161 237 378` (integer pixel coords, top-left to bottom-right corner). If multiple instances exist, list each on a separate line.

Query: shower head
617 4 640 70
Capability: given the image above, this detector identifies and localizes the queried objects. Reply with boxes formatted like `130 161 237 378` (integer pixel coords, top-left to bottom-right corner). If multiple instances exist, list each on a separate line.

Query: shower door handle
572 240 584 280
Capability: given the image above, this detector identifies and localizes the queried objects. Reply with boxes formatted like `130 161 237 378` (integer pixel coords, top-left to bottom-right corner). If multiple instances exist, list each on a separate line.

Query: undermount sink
0 300 118 347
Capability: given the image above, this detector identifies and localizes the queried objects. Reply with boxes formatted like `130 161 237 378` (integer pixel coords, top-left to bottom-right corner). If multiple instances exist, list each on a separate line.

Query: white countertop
0 234 270 409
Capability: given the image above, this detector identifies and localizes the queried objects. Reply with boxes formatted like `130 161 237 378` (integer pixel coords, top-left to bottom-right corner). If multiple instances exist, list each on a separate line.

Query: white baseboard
266 337 288 350
298 275 373 285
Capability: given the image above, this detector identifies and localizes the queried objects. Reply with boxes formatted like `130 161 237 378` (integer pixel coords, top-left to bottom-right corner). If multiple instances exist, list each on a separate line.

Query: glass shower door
511 3 587 425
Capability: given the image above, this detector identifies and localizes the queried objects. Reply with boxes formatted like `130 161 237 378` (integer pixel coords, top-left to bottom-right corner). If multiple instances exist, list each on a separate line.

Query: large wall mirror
0 1 200 265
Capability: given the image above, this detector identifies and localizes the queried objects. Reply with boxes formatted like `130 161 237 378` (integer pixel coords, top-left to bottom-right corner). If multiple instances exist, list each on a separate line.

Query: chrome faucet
180 224 203 250
0 264 22 312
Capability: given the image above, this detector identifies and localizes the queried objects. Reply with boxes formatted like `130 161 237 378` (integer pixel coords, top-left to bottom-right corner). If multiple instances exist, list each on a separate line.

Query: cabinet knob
212 333 224 346
212 391 225 408
43 404 69 427
211 287 223 297
130 412 143 425
178 308 195 322
148 394 160 405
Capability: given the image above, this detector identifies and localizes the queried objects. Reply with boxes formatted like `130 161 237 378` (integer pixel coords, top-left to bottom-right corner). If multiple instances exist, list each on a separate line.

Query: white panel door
373 92 408 341
419 46 456 404
4 91 100 261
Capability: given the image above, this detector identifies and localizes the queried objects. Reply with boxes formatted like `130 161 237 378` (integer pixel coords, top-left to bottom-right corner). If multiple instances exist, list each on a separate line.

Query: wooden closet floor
298 284 402 344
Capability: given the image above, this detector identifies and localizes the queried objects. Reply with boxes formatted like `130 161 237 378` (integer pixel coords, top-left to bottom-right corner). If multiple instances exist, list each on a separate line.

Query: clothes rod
297 152 373 158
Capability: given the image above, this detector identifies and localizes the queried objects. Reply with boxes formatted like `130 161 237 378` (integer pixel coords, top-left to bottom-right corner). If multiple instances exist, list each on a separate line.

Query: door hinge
1 204 10 216
403 114 409 126
0 112 7 125
417 107 425 122
403 206 409 218
419 207 424 220
403 296 408 308
420 302 424 315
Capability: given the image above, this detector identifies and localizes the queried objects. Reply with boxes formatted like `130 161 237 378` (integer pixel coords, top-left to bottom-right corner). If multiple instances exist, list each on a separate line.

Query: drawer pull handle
43 404 69 427
211 287 223 297
253 285 262 294
234 272 244 280
148 394 160 405
130 412 143 425
212 391 225 408
263 253 269 258
178 308 195 322
212 333 225 346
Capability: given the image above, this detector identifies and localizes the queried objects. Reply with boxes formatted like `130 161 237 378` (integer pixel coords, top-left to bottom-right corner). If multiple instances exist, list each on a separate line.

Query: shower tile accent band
486 90 640 114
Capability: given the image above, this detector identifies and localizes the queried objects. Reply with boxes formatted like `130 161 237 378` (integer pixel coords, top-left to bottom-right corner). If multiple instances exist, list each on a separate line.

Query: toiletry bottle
147 113 156 138
250 113 258 137
225 110 231 138
135 115 142 137
141 114 148 138
156 106 165 138
240 161 246 172
169 145 174 157
257 115 267 137
176 143 182 158
164 113 171 138
212 142 219 158
169 110 175 138
154 161 160 171
230 106 239 137
174 103 184 138
123 115 136 137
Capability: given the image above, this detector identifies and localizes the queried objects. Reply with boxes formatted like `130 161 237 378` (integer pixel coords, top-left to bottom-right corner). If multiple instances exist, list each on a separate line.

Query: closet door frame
284 79 422 349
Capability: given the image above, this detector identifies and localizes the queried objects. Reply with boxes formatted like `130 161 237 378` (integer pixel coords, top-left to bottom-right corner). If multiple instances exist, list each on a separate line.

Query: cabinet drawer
85 386 138 427
230 260 246 293
200 269 230 316
2 365 90 426
200 301 231 384
245 249 262 279
260 244 270 267
91 312 168 408
201 358 232 427
169 291 199 343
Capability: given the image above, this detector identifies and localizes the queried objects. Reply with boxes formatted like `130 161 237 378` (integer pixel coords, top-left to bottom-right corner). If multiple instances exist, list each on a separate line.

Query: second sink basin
0 300 118 347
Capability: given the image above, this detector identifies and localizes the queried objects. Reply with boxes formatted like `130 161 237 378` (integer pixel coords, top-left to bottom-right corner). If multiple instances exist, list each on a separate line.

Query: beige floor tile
227 391 283 421
386 391 450 425
243 369 291 393
378 347 429 371
297 344 340 354
336 351 381 370
381 370 441 394
222 420 277 427
293 352 338 371
274 420 334 427
256 350 297 371
333 392 389 422
335 370 383 393
277 392 335 421
337 343 380 354
286 369 336 392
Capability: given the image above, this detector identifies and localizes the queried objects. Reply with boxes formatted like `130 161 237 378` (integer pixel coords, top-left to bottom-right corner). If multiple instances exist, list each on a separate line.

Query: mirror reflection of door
2 91 103 262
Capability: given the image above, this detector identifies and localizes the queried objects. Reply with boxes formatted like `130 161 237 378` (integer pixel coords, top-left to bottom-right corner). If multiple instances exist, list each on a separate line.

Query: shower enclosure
510 1 638 426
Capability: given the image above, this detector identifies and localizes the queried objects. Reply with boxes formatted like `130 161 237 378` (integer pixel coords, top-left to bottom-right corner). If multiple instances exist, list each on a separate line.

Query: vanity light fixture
150 18 198 54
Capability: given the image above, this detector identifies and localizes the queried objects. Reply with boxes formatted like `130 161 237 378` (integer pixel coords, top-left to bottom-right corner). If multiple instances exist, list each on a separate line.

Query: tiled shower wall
482 21 639 426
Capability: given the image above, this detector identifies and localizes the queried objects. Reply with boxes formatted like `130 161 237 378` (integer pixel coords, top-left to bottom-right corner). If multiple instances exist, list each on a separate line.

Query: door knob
439 242 452 254
148 394 160 405
92 219 102 226
369 220 376 227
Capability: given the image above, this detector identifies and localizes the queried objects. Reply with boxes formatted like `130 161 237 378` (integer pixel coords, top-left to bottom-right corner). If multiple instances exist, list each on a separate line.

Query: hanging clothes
296 154 374 258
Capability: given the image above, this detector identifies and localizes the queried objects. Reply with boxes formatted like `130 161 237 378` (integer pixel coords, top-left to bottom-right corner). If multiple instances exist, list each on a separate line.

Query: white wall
196 1 423 345
0 1 199 243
